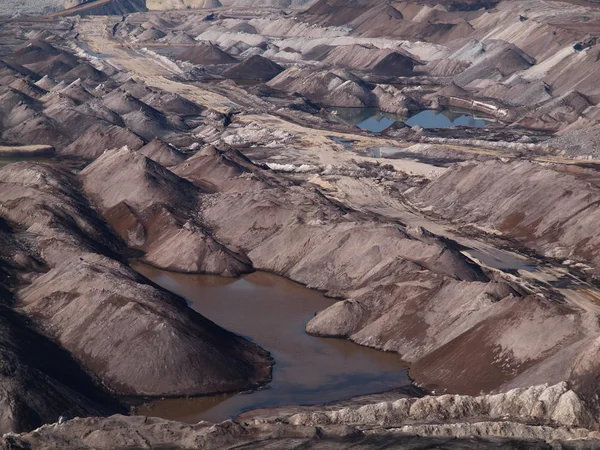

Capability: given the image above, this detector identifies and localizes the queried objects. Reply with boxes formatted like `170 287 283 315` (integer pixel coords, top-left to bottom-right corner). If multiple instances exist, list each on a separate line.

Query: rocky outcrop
0 415 573 449
288 383 594 429
3 391 599 450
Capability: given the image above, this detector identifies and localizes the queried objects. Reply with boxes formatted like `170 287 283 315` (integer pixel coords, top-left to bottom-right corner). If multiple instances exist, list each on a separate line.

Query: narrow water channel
131 262 409 423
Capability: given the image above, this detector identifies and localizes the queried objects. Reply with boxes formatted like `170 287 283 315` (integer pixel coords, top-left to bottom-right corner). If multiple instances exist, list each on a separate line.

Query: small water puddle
464 248 537 273
328 135 357 151
328 107 491 132
131 262 409 423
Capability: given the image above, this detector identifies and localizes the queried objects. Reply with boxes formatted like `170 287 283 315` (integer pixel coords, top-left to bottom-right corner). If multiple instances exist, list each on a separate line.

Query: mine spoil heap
3 0 600 448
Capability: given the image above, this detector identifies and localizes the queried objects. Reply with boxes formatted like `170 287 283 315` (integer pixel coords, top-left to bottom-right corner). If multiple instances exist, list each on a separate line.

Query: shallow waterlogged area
329 107 491 132
132 262 409 423
464 248 537 273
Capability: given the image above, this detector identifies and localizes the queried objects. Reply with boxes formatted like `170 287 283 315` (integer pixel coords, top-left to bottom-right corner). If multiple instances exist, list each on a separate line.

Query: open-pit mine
3 0 600 448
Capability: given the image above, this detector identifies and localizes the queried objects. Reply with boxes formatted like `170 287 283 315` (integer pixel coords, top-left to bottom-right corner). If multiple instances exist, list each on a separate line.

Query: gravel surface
0 0 64 16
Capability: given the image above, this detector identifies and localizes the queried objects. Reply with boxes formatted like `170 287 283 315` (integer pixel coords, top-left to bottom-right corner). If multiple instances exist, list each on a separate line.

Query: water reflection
405 109 489 128
465 249 537 272
328 107 490 132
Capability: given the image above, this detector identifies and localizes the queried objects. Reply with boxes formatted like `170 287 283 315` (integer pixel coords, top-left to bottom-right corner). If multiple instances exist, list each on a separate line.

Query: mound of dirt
371 51 419 76
73 101 124 127
222 55 283 81
39 95 108 142
454 42 535 86
57 80 96 104
302 0 400 27
7 41 62 66
142 91 205 116
268 66 376 107
2 114 69 149
516 90 590 130
230 22 257 34
66 0 148 16
121 108 175 141
38 59 76 79
80 146 200 211
101 89 156 116
20 253 265 395
322 45 419 76
120 79 154 99
138 137 186 166
80 146 253 276
0 59 39 85
162 31 197 45
420 59 471 77
34 75 58 90
136 27 167 41
545 123 600 159
147 0 222 10
60 125 145 159
0 0 66 16
436 81 471 98
0 304 124 434
6 412 595 449
141 17 173 29
59 62 107 84
172 145 268 193
201 0 223 7
0 161 271 399
8 78 47 99
0 88 41 129
176 43 237 65
412 160 600 269
22 50 79 78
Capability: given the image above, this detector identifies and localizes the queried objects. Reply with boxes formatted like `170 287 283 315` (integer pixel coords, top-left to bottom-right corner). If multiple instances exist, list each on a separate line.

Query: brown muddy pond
132 263 409 423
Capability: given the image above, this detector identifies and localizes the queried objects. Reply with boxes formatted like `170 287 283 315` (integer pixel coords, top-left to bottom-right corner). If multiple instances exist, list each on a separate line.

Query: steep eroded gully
130 262 410 422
